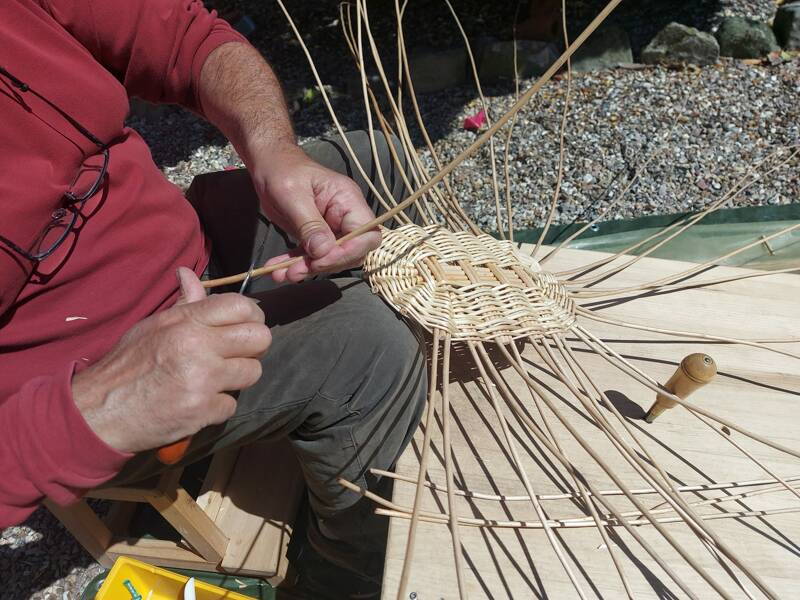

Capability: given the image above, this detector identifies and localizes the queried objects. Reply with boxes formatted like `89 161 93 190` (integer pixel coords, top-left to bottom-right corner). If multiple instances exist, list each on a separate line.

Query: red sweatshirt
0 0 246 526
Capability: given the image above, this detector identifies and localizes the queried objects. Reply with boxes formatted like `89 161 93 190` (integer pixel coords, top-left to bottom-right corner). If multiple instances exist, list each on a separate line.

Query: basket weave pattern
364 225 576 342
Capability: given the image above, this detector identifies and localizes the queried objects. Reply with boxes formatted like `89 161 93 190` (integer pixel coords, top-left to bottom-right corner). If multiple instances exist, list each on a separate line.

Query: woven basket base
364 225 576 342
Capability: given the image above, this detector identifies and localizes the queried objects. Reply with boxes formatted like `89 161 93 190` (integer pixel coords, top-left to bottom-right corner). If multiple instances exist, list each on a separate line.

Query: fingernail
307 232 330 257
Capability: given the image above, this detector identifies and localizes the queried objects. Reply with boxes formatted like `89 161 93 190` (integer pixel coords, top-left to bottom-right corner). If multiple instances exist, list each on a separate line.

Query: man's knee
294 282 427 514
338 283 425 391
327 283 427 437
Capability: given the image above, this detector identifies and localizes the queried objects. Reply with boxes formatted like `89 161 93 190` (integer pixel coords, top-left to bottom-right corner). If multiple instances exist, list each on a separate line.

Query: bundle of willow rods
203 1 800 598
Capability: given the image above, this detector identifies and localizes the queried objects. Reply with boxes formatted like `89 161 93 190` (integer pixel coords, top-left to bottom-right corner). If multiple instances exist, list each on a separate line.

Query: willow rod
553 145 798 280
338 477 800 530
501 0 524 241
531 338 760 589
467 247 625 592
345 0 467 230
442 0 505 240
578 309 800 361
571 221 800 297
468 342 591 599
511 341 635 599
373 469 800 524
576 265 800 299
202 0 624 289
372 505 800 529
370 469 800 503
475 344 702 598
533 0 574 258
494 343 772 599
396 329 441 600
391 0 480 233
349 0 459 230
691 410 800 505
439 335 468 599
546 337 772 590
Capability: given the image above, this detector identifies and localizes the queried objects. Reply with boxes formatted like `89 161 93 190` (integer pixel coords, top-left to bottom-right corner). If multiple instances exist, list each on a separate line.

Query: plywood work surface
215 439 304 581
382 246 800 599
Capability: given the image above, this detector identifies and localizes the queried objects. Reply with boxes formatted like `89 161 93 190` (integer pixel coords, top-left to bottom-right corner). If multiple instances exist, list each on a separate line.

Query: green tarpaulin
512 204 800 271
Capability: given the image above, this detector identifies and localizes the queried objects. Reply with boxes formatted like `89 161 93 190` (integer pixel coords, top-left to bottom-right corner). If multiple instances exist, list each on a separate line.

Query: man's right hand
72 267 271 454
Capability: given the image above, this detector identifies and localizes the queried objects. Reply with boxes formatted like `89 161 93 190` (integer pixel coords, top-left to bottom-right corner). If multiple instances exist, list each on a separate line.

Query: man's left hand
250 142 381 283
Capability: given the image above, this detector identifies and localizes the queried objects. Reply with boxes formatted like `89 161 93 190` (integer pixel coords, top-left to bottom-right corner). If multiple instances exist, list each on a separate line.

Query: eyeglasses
0 65 109 262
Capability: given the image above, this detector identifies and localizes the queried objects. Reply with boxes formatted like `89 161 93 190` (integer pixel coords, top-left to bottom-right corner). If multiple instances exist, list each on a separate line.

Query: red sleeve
0 362 132 527
37 0 248 112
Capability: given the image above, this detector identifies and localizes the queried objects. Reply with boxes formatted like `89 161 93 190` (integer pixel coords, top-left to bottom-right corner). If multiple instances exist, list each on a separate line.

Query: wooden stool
45 438 304 586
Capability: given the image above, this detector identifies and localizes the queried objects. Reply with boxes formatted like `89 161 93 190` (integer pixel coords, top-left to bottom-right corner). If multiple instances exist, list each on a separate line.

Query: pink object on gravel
463 109 487 132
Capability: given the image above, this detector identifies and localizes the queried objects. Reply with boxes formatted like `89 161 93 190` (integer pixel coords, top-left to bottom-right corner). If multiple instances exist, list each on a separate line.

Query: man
0 0 427 596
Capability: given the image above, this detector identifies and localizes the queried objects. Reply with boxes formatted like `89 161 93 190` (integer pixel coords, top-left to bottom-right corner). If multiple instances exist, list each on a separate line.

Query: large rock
641 22 719 67
716 17 779 58
478 39 560 82
572 23 633 72
409 48 467 94
774 2 800 50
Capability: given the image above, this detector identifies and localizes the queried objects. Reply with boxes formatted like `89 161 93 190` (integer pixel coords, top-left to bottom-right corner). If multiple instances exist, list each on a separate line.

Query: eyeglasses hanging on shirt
0 65 109 263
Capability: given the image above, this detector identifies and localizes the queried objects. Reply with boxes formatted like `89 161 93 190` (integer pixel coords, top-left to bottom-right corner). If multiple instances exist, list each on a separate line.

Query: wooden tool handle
645 353 717 423
156 436 192 465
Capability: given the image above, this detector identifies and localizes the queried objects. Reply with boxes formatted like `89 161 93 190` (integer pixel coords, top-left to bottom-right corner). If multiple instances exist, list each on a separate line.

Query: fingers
183 292 265 327
309 176 380 272
260 164 382 280
308 231 381 274
176 267 207 305
279 190 337 259
212 322 272 359
265 251 309 284
328 182 379 236
262 210 381 282
214 357 263 392
265 232 380 282
203 393 239 426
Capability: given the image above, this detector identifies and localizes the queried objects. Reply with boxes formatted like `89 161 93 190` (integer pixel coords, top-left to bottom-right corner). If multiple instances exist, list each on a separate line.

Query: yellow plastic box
94 556 254 600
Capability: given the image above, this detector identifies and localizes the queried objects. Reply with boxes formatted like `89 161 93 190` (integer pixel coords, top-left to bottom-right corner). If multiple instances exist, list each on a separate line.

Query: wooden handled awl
645 353 717 423
156 436 191 465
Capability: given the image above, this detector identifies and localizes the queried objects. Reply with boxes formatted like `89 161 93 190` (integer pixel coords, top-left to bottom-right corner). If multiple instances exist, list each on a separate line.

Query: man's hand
252 143 381 283
196 43 381 283
72 268 271 454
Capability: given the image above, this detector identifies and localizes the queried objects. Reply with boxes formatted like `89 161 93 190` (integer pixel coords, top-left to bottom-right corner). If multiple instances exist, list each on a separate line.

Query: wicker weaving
364 224 575 342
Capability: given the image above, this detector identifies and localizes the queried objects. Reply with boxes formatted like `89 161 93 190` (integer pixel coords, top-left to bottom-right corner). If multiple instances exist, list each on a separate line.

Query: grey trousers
109 131 427 576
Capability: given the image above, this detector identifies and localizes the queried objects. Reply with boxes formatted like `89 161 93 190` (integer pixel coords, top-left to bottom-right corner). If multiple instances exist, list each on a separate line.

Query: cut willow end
364 224 576 342
645 353 718 423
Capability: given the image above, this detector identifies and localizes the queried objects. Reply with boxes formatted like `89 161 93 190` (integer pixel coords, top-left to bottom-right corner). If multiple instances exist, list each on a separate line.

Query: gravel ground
4 1 798 599
1 503 106 600
420 58 800 232
130 56 800 233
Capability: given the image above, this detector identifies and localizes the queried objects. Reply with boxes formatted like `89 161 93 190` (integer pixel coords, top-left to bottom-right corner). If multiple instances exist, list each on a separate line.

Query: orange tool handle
156 436 192 465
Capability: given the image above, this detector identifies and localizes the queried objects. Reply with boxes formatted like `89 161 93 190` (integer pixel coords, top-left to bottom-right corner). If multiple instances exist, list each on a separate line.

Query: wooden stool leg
44 498 115 568
148 486 229 564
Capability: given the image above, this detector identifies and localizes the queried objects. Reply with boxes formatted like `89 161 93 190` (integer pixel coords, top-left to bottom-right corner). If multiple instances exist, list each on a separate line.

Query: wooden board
215 438 304 583
382 246 800 599
60 439 304 582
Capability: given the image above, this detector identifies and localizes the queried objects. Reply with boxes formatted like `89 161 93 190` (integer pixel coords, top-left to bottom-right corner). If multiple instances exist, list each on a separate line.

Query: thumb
176 267 207 305
283 196 336 259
